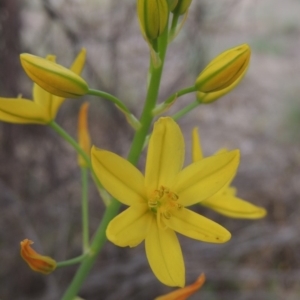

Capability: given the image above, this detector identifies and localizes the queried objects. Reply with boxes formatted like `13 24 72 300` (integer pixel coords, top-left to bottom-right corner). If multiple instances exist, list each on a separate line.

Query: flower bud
20 239 57 275
78 102 91 167
20 53 89 98
171 0 192 15
195 44 251 93
168 0 178 11
137 0 169 41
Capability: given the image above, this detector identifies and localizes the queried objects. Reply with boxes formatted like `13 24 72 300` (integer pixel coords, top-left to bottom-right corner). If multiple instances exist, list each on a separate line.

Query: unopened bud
137 0 169 41
168 0 178 11
195 44 251 93
171 0 192 15
20 53 89 98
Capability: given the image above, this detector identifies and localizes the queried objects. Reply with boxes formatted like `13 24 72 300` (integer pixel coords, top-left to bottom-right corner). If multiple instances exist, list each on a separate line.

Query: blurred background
0 0 300 299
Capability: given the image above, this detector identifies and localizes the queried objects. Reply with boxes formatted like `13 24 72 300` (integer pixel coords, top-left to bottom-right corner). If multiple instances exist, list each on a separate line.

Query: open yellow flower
192 128 267 219
20 239 56 275
92 117 240 287
0 49 86 125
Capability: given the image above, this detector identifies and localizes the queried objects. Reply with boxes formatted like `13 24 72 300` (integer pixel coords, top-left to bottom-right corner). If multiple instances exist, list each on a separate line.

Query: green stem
166 85 196 104
81 167 89 252
61 25 169 300
56 254 87 268
88 89 131 114
169 13 179 41
49 121 90 167
172 99 199 121
49 121 105 203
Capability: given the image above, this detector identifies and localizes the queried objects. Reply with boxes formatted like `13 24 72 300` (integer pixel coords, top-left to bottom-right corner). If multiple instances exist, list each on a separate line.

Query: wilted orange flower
20 239 56 275
77 102 91 167
155 273 206 300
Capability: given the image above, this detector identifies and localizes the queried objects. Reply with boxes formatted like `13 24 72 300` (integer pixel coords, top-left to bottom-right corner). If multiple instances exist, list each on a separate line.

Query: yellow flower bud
195 44 251 93
168 0 178 11
20 53 89 98
78 102 91 167
137 0 169 41
171 0 192 15
20 239 57 275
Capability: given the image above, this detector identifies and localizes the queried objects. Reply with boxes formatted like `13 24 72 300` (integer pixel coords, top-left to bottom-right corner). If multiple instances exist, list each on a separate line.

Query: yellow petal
155 273 206 300
145 218 185 287
192 127 203 162
20 239 56 274
50 49 86 117
91 147 147 206
106 204 151 247
70 48 86 75
0 98 47 124
145 117 184 195
174 150 240 207
202 195 267 219
165 208 231 243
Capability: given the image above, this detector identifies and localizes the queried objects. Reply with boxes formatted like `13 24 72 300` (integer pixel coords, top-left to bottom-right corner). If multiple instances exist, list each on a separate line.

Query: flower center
148 186 181 226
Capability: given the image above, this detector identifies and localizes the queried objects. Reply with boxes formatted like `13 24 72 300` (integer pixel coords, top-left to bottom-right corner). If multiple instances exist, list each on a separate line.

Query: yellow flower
192 128 267 219
0 49 86 124
195 44 250 94
92 117 240 287
155 273 205 300
77 102 91 167
20 239 56 275
20 50 88 98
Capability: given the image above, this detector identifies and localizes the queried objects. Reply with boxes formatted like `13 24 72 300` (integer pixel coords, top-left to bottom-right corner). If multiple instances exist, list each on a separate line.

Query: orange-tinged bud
78 102 91 167
171 0 192 15
195 44 251 94
20 239 56 275
155 273 206 300
20 53 89 98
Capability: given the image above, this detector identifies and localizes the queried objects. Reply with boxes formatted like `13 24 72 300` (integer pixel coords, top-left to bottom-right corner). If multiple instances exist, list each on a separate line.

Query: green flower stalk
20 52 89 98
195 44 251 94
